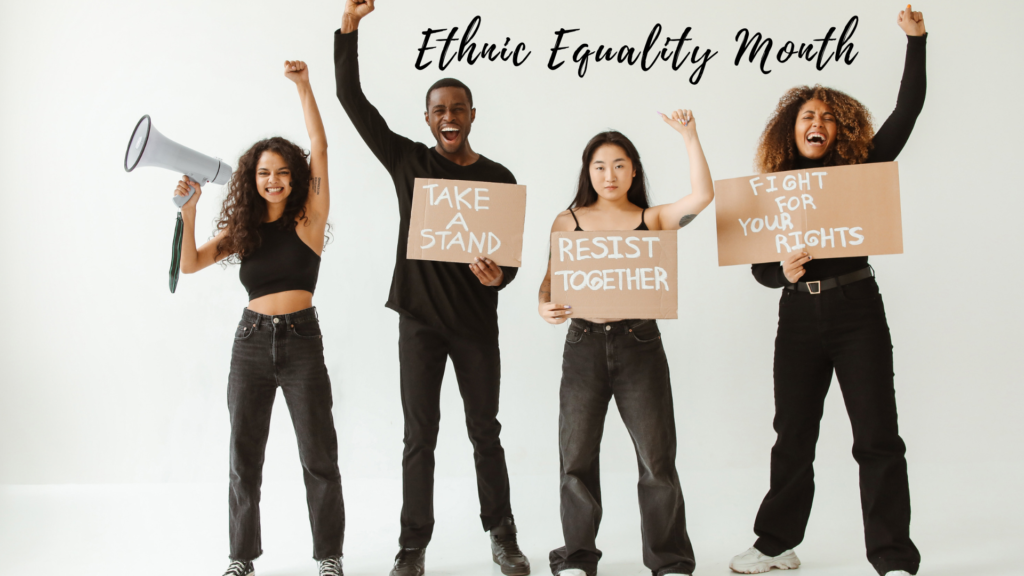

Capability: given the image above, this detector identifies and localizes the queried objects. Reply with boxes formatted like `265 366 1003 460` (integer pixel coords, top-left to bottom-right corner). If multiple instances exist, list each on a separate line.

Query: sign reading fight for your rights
714 162 903 266
407 178 527 267
550 230 678 319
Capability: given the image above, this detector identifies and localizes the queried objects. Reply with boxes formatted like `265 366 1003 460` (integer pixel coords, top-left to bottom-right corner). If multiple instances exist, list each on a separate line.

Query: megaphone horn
124 115 233 208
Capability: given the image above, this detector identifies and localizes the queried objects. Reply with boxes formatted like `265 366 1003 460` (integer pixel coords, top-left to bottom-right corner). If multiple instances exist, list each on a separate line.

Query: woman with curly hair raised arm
730 7 927 576
175 61 344 576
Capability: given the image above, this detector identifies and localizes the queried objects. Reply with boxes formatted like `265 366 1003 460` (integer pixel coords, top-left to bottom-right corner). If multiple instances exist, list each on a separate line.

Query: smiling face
255 151 292 206
588 144 635 203
794 98 838 159
425 86 475 156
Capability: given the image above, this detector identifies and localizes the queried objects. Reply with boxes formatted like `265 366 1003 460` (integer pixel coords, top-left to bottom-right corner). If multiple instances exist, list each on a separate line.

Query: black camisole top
238 220 321 300
569 207 649 231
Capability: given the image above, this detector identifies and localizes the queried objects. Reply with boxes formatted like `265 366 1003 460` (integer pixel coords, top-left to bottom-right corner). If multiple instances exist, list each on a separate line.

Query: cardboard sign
407 178 527 267
714 162 903 266
550 230 678 319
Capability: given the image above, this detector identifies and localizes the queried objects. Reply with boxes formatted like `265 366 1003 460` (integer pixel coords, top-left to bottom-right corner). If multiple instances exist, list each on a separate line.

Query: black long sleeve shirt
752 34 927 288
334 29 518 337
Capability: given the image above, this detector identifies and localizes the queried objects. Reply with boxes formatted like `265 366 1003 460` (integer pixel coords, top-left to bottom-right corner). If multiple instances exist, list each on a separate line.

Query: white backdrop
1 0 1022 571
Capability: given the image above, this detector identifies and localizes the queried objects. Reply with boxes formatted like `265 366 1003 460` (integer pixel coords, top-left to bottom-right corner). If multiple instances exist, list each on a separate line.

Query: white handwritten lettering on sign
407 178 527 267
713 162 903 266
550 230 677 319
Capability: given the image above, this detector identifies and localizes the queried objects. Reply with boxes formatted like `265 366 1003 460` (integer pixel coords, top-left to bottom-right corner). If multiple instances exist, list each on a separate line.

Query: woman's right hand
782 250 811 283
539 302 572 325
174 176 201 216
897 5 926 36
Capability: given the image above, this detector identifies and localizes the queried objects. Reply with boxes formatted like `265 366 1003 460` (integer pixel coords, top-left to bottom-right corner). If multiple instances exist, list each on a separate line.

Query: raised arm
174 177 229 274
285 61 330 228
336 0 416 174
538 211 576 324
869 6 927 162
651 109 715 230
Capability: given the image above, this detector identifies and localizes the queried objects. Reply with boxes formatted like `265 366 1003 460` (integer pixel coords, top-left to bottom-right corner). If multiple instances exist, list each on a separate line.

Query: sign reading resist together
714 162 903 266
550 230 678 319
407 178 527 267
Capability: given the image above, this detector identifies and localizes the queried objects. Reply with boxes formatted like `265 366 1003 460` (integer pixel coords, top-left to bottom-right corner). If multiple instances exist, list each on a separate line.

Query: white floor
1 462 1021 576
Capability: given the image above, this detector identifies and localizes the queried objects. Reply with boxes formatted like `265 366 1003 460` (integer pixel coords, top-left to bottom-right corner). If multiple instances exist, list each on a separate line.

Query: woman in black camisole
729 8 928 576
173 61 343 576
537 113 714 576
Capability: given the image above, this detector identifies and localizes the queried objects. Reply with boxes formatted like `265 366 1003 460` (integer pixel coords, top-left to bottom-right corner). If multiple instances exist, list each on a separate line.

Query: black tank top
569 207 649 231
239 220 321 300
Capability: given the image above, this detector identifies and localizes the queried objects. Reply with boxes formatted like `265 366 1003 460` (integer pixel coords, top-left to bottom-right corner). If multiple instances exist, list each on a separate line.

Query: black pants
549 319 694 576
753 279 919 575
228 307 345 561
397 314 513 547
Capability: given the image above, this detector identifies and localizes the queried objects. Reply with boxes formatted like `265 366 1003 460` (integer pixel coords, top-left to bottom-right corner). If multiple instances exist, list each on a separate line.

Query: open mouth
441 126 460 144
266 187 284 195
806 132 827 146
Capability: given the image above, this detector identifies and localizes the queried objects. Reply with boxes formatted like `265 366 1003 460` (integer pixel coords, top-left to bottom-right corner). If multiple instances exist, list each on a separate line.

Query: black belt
785 266 874 295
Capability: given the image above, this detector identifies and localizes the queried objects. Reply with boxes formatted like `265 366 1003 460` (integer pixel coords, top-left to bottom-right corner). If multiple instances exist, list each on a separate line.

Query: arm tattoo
679 214 697 228
312 177 322 196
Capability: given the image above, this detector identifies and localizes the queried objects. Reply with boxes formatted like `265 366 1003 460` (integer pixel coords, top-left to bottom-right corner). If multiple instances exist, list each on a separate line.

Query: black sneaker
389 547 425 576
490 518 530 575
319 556 343 576
222 560 254 576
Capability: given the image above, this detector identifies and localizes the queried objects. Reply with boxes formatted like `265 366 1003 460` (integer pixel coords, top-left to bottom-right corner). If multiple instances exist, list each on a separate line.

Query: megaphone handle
172 176 200 209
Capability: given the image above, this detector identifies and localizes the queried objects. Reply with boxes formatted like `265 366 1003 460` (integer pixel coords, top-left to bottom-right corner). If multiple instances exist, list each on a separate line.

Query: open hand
469 257 503 287
782 250 811 284
539 302 572 325
284 60 309 84
897 5 925 36
659 109 697 140
174 176 201 215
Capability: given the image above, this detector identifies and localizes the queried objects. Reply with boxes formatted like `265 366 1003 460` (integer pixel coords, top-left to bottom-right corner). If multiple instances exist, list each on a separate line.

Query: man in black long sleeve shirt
334 3 529 576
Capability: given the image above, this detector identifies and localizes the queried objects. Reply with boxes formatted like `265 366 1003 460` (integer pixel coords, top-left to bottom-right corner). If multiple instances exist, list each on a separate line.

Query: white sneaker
729 547 800 573
557 570 587 576
885 572 912 576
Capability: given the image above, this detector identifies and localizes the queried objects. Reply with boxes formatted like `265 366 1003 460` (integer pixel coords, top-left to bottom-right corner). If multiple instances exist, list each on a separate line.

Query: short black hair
425 78 473 110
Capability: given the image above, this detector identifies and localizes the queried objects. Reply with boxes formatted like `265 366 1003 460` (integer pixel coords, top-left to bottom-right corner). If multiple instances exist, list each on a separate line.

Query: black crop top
239 220 321 300
569 207 649 231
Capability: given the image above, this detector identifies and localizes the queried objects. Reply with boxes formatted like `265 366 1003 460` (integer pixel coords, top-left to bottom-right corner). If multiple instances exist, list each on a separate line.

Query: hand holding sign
782 250 811 283
539 302 572 325
469 257 503 287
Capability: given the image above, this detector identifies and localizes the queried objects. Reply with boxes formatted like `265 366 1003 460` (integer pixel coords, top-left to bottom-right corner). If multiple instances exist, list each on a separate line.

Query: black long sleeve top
751 34 927 288
334 29 518 337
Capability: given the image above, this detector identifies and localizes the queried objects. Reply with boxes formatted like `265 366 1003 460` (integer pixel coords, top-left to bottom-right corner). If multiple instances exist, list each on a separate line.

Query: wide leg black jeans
397 314 513 548
549 319 694 576
227 307 345 561
753 278 920 575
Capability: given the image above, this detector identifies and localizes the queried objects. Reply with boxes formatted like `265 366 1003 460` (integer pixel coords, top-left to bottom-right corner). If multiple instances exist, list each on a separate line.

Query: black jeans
753 278 919 575
549 319 694 576
397 314 513 547
228 307 345 561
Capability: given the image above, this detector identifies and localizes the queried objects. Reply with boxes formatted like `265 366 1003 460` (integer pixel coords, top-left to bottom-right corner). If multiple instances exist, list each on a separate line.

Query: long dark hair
756 85 875 173
569 131 651 209
215 137 311 262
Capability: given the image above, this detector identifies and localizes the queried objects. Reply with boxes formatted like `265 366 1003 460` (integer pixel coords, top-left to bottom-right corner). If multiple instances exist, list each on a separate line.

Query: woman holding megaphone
175 61 344 576
730 7 927 576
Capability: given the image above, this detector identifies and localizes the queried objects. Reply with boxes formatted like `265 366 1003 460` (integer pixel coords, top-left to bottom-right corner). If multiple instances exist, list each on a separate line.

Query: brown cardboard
550 230 678 319
714 162 903 266
407 178 527 267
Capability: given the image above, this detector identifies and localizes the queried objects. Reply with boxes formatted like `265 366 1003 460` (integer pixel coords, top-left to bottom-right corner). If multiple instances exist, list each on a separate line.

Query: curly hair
755 85 874 173
214 137 311 262
570 131 651 210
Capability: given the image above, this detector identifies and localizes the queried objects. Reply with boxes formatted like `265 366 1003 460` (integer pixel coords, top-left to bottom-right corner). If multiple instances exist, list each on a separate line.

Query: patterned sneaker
318 556 343 576
729 547 800 573
222 560 254 576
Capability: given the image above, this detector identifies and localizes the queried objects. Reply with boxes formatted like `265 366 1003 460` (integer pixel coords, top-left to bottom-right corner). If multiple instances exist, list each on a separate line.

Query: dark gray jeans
228 307 345 561
549 319 694 576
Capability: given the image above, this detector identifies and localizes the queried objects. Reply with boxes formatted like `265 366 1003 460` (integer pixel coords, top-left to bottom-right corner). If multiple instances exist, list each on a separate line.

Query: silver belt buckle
806 280 821 295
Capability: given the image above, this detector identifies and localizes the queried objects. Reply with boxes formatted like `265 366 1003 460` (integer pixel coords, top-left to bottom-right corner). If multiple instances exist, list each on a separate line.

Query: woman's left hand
660 109 697 139
470 257 504 287
897 5 926 36
284 60 310 84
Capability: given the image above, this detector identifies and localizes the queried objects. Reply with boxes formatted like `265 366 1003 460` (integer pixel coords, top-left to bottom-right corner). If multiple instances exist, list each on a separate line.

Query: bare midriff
247 290 314 316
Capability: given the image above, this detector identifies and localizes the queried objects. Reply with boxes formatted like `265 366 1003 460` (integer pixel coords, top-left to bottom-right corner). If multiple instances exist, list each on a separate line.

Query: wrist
341 14 360 34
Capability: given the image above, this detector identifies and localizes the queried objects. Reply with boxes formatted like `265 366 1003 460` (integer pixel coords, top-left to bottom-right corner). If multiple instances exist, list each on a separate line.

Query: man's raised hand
341 0 375 33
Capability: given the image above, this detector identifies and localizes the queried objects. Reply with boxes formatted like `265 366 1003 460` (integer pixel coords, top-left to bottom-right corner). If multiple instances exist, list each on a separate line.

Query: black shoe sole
492 553 530 576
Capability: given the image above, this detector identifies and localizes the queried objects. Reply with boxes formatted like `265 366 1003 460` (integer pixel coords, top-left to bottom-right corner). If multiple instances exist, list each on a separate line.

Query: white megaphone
124 115 233 208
